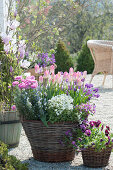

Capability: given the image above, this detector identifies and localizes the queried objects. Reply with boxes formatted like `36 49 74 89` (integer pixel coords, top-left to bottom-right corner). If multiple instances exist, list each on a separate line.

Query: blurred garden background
16 0 113 73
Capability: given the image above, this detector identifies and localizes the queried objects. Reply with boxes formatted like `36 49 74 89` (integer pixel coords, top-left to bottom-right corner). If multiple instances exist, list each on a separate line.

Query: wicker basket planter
21 120 78 162
82 146 112 168
0 111 22 148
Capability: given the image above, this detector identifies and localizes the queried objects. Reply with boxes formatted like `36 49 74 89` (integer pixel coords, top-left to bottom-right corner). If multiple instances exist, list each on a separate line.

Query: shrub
0 36 22 107
55 40 74 73
76 37 94 74
0 141 28 170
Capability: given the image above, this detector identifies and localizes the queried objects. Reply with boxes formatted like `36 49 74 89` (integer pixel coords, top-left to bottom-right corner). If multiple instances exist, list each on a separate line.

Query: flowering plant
64 120 113 152
0 17 27 110
12 67 99 125
28 52 56 69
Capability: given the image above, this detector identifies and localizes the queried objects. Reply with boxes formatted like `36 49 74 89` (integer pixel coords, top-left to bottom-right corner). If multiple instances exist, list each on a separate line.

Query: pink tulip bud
69 67 74 75
50 65 55 74
77 78 82 86
83 71 87 78
35 64 40 73
63 72 69 80
44 70 50 78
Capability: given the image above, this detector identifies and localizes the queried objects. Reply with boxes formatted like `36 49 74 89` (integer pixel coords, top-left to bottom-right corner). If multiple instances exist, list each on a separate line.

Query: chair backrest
87 40 113 74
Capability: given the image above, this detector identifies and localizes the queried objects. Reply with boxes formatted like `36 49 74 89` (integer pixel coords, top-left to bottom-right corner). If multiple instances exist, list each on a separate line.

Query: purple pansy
85 129 91 136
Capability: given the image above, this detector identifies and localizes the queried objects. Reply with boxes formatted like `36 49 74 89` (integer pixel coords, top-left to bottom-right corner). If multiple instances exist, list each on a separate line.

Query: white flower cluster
48 94 73 116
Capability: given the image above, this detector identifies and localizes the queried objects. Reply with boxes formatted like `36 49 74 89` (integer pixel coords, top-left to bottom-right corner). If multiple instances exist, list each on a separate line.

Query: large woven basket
82 146 112 167
21 120 78 162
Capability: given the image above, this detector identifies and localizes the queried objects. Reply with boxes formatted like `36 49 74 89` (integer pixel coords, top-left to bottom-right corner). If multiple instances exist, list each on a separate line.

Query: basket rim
21 119 79 125
82 145 113 153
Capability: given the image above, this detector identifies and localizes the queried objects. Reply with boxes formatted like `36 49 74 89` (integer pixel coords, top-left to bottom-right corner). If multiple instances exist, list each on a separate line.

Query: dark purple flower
101 125 104 131
85 83 93 88
74 88 76 92
59 140 65 147
93 88 99 93
100 139 103 142
106 126 110 131
89 121 94 127
112 139 113 142
94 94 100 98
78 138 82 141
85 129 91 136
80 124 86 132
106 136 110 145
81 78 85 82
88 96 92 100
65 130 71 136
105 129 109 136
72 141 75 145
95 120 101 127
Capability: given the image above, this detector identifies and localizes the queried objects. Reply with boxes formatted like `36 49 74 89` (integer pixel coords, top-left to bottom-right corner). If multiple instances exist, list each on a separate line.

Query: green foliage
76 37 94 74
0 141 28 170
13 73 99 126
0 37 22 107
64 120 113 152
55 40 74 73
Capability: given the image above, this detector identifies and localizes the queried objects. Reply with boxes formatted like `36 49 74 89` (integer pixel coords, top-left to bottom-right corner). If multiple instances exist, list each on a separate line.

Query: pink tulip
77 78 82 86
76 71 82 78
69 67 74 76
35 64 40 73
44 70 50 78
55 74 58 81
50 65 55 74
68 75 73 83
11 105 16 111
12 81 19 86
57 77 62 84
63 72 69 80
83 71 87 78
39 76 43 83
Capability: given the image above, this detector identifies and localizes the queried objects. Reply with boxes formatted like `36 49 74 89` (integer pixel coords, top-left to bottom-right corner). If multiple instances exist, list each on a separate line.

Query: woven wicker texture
22 120 78 162
82 147 112 168
87 40 113 87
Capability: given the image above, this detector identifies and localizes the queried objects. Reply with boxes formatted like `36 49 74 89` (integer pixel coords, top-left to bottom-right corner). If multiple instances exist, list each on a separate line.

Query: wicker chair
87 40 113 88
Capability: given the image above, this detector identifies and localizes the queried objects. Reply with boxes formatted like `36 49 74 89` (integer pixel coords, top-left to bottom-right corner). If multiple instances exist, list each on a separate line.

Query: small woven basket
82 146 112 168
21 120 78 162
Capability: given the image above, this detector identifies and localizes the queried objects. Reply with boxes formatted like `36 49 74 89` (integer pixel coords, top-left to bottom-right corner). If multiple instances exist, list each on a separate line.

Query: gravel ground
9 74 113 170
